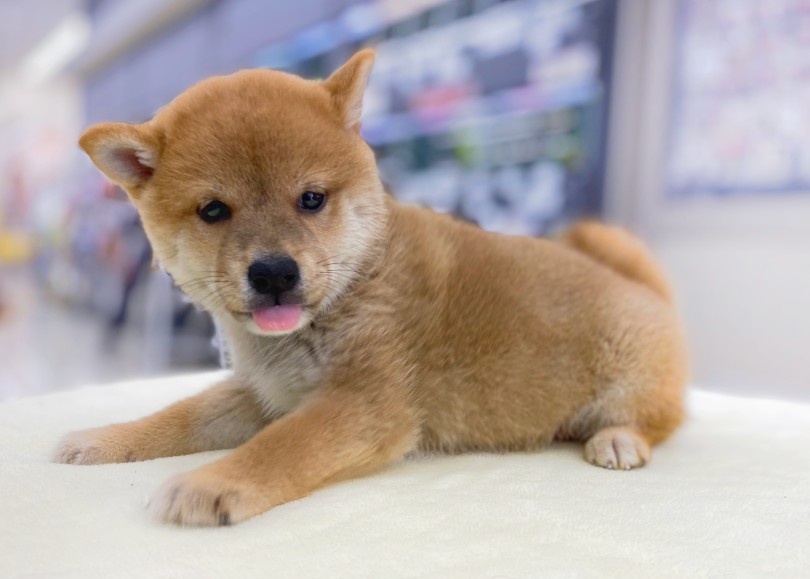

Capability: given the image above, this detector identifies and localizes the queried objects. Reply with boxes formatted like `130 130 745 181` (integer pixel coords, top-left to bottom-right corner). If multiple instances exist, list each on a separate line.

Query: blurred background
0 0 808 402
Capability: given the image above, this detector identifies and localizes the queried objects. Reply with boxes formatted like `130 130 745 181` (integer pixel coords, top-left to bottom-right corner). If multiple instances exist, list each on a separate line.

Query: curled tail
560 221 672 303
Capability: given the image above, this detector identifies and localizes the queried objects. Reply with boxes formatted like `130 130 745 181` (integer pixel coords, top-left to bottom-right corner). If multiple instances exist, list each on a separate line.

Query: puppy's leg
54 379 269 465
574 310 687 470
584 426 650 470
149 377 419 526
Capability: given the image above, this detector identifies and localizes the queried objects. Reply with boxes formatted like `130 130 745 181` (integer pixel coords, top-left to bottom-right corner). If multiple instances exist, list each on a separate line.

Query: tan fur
57 49 688 526
560 220 673 303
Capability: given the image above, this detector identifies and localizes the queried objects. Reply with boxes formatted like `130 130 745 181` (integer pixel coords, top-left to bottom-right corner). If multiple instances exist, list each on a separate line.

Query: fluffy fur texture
57 49 688 526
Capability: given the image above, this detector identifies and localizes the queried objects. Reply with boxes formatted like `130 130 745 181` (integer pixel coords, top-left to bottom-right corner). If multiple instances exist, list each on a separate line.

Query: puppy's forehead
159 69 335 130
154 70 347 170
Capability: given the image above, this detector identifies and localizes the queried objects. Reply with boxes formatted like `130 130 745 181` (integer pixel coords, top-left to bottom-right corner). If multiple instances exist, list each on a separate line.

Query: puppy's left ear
79 122 162 198
323 48 375 132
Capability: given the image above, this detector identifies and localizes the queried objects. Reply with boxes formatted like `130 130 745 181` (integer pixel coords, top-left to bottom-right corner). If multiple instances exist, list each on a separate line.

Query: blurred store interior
0 0 808 401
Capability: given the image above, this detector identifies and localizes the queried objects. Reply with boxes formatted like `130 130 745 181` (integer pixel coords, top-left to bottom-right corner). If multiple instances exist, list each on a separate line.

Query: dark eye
199 200 231 223
298 191 326 212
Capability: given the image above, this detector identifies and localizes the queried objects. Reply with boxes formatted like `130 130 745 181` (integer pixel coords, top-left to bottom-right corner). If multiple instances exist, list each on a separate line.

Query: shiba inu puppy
56 49 687 526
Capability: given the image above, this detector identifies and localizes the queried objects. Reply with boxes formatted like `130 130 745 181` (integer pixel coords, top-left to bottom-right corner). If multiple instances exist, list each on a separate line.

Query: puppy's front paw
53 426 137 465
148 467 269 527
584 426 650 470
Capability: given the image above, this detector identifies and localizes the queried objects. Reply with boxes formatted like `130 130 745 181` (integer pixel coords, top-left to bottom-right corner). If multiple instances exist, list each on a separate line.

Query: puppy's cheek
306 277 334 310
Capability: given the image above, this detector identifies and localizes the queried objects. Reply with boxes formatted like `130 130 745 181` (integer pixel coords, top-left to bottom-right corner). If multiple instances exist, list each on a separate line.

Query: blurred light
289 22 343 61
341 4 383 40
21 12 90 84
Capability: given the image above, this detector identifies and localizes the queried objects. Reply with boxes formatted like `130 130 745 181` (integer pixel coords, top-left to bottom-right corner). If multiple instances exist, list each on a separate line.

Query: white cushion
1 372 808 578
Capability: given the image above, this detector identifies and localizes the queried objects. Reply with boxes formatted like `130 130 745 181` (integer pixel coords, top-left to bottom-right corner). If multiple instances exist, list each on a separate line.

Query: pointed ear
79 123 161 194
322 49 375 132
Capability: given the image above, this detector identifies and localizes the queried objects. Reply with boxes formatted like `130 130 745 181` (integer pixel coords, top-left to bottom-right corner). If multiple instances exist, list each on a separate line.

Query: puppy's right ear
323 49 375 132
79 123 162 196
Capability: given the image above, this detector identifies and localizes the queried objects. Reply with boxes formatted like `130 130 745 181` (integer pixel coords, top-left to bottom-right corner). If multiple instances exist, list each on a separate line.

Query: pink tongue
252 304 302 332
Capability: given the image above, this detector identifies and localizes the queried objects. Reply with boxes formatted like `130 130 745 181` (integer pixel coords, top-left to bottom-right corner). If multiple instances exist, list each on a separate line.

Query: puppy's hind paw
584 426 650 470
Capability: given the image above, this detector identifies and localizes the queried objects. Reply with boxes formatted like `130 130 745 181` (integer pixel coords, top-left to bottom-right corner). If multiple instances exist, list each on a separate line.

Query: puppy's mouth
228 300 308 334
250 304 303 332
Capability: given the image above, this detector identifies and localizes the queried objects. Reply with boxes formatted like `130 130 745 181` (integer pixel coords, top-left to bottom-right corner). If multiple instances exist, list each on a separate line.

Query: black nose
247 256 300 296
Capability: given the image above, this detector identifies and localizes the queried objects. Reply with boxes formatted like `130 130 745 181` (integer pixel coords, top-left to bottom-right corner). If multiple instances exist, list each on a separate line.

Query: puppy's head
80 50 386 336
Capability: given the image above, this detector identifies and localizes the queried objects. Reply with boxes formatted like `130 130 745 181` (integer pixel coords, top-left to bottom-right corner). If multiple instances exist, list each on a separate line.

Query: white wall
606 0 810 401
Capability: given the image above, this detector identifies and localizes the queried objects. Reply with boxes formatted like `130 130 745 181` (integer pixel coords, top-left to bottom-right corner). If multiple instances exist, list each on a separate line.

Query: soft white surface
1 372 808 579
